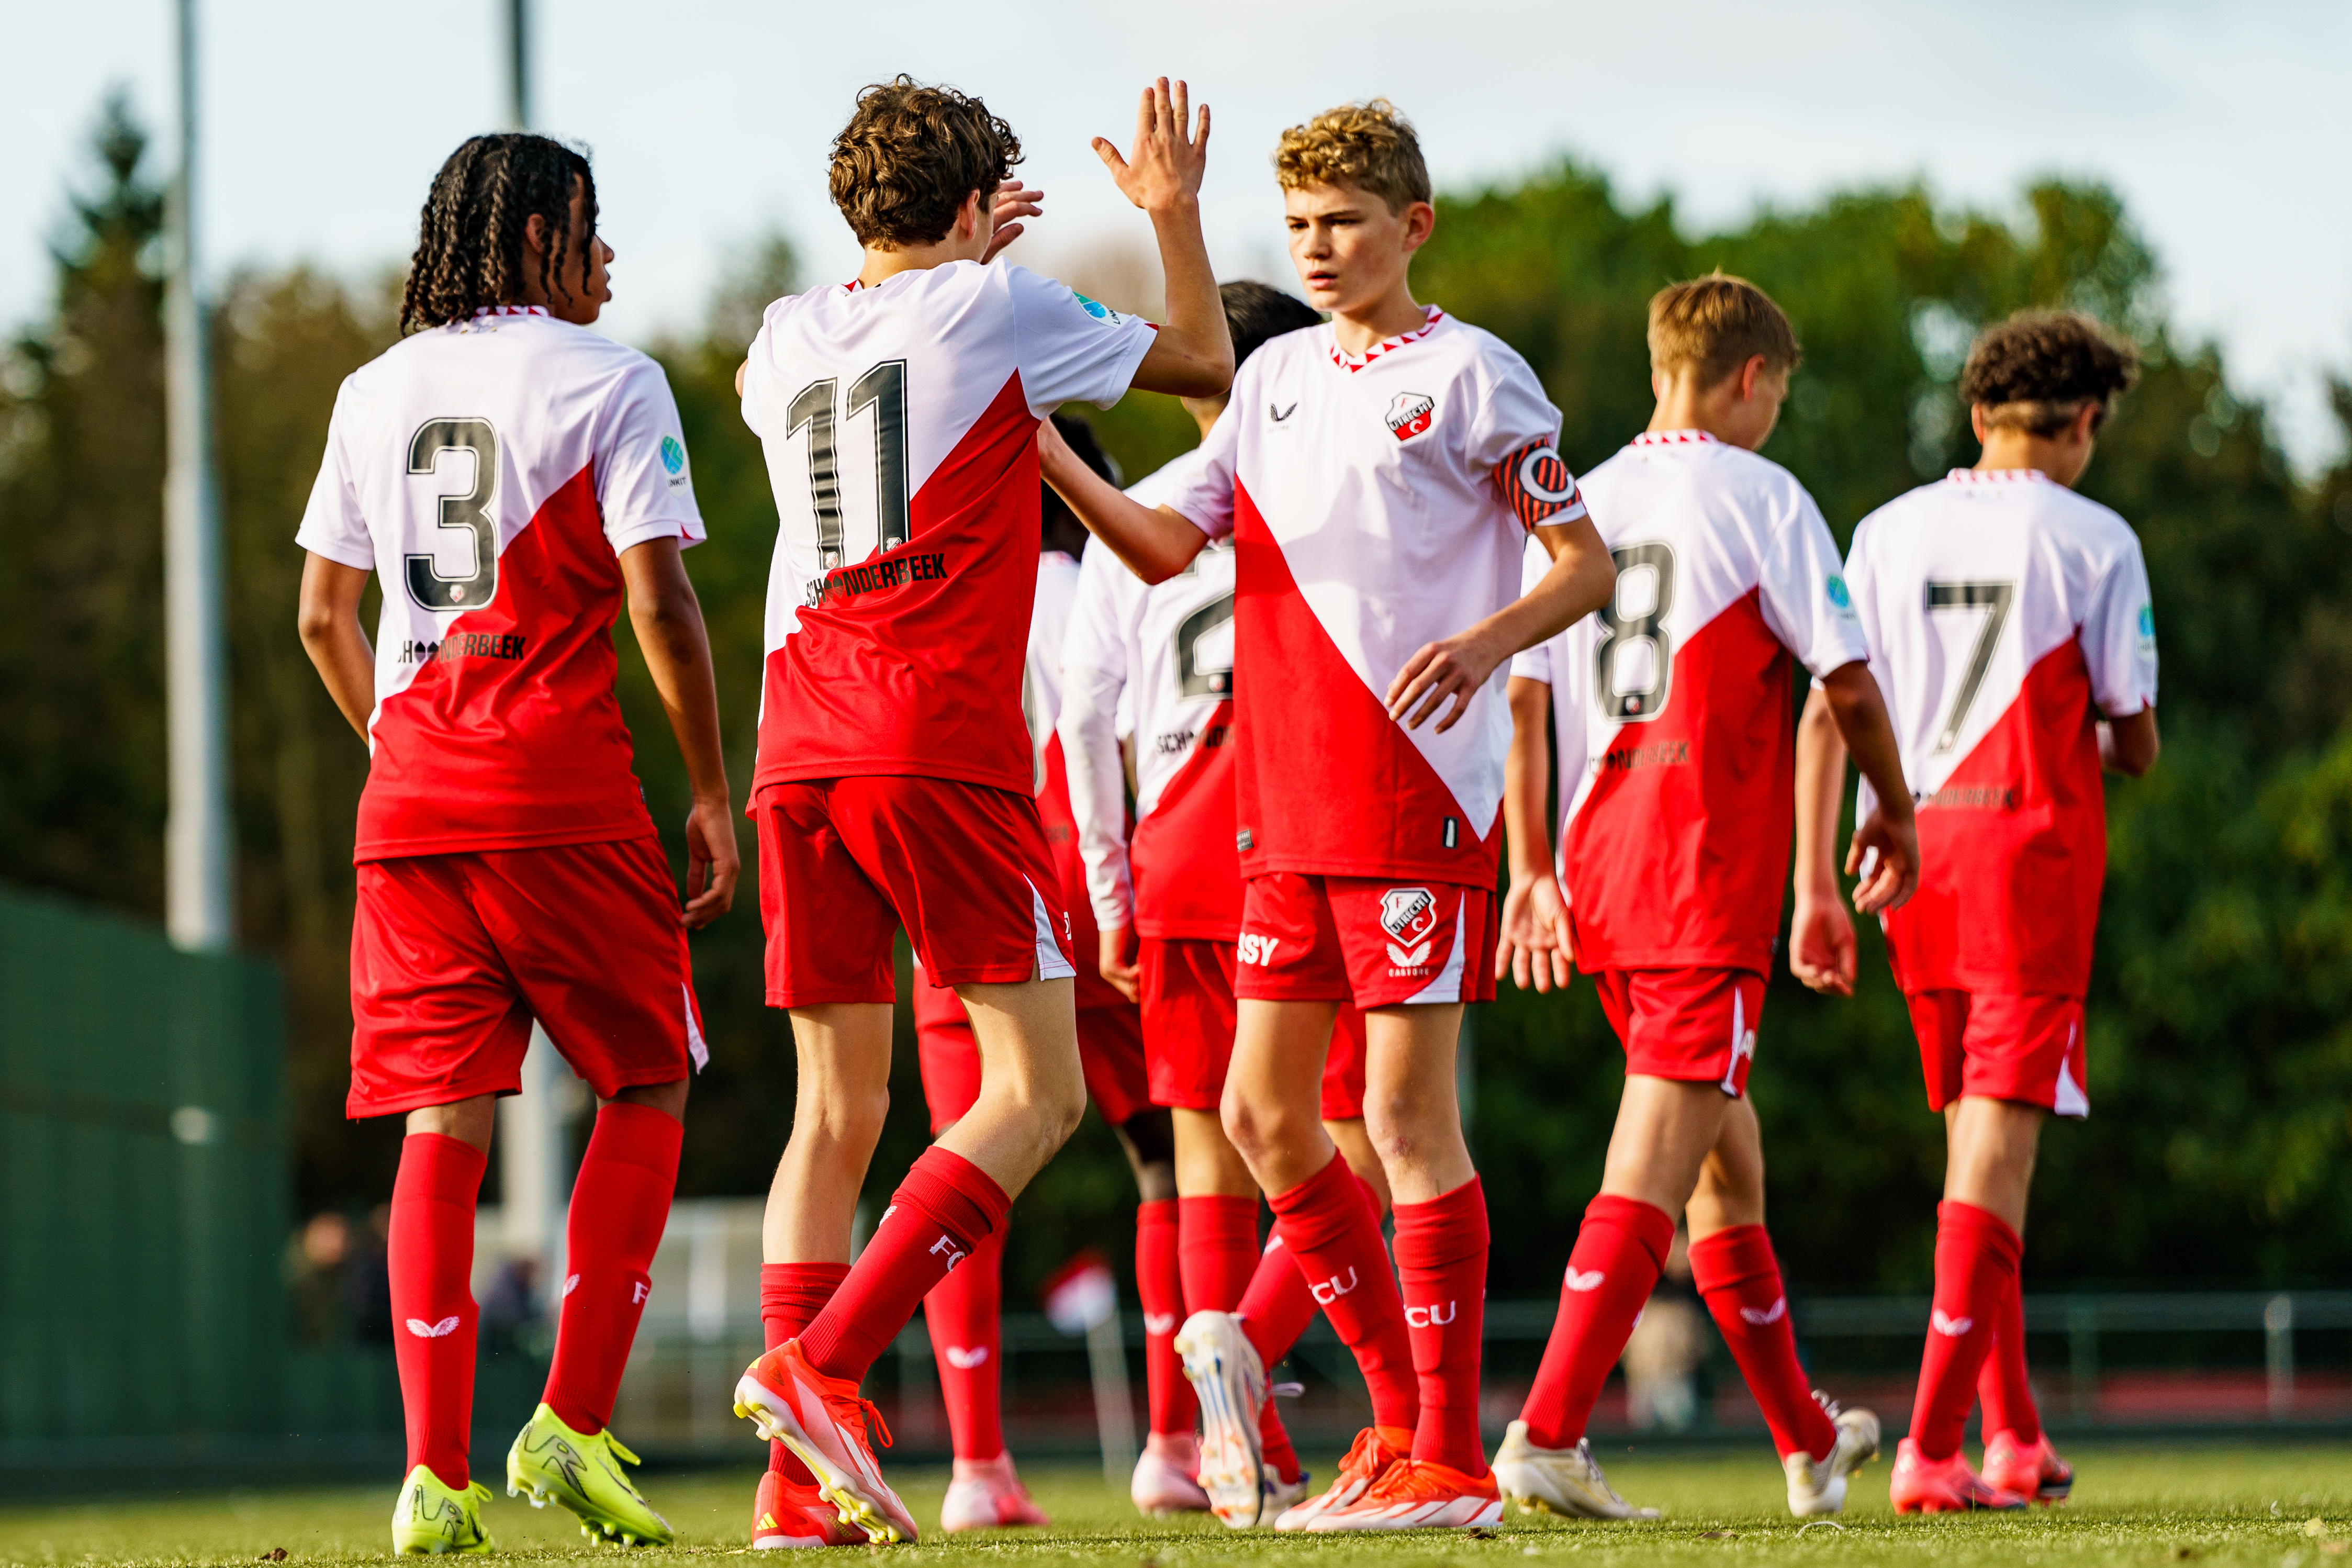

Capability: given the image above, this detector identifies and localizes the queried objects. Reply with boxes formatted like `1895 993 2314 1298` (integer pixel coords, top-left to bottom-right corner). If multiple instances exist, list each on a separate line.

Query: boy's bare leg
765 1003 894 1264
1174 1106 1259 1197
1943 1097 2043 1233
1360 1005 1471 1204
1222 999 1340 1190
1325 1116 1391 1214
939 978 1089 1191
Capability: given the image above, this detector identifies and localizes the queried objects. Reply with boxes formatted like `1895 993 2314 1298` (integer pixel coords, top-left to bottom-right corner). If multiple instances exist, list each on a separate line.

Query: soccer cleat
940 1452 1050 1531
505 1402 674 1547
1303 1458 1504 1531
1888 1438 2029 1513
753 1468 866 1549
1264 1469 1313 1520
1492 1420 1662 1520
735 1338 920 1544
1784 1398 1882 1517
1174 1311 1268 1527
1980 1429 2073 1504
1272 1424 1410 1530
391 1465 495 1554
1132 1431 1212 1516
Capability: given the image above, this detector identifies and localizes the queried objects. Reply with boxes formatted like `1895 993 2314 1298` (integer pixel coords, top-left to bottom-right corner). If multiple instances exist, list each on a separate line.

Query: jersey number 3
787 362 910 570
406 418 498 611
1595 542 1676 722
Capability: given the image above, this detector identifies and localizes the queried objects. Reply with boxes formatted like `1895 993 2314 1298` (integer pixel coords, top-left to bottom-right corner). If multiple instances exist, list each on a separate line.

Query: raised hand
1093 77 1209 216
982 176 1045 263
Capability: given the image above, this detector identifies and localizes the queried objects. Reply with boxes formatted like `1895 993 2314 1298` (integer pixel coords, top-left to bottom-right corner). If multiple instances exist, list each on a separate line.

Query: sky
6 0 2346 467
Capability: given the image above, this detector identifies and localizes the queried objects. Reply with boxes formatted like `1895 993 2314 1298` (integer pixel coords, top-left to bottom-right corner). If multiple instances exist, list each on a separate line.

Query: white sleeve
294 385 376 569
1759 485 1871 678
1008 265 1160 413
597 357 707 554
2083 537 2158 716
1509 536 1554 682
1059 544 1136 929
1465 351 1564 480
1159 386 1240 540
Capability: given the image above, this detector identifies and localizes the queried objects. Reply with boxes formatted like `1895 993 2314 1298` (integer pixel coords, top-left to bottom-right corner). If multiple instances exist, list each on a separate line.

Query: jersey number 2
1595 542 1676 722
1924 580 2015 753
787 361 909 570
405 418 498 611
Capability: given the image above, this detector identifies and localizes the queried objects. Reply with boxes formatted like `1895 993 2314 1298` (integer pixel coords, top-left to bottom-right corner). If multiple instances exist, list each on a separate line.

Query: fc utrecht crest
1381 886 1438 968
1384 390 1436 441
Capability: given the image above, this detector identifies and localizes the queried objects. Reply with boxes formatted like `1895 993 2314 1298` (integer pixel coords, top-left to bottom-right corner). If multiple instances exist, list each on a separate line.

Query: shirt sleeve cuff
296 530 376 570
607 516 707 555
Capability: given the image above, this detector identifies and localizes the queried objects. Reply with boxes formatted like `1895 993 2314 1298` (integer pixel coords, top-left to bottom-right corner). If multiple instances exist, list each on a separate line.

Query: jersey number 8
1594 542 1676 722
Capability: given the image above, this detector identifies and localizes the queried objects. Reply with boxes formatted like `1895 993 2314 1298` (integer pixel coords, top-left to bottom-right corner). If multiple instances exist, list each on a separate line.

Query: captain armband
1494 441 1587 531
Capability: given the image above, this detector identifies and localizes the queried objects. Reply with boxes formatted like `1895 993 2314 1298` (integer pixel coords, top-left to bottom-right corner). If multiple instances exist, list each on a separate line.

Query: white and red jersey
1060 446 1241 940
296 306 705 862
742 262 1157 799
1161 308 1579 886
1845 468 2158 996
1511 431 1869 972
1024 548 1129 1011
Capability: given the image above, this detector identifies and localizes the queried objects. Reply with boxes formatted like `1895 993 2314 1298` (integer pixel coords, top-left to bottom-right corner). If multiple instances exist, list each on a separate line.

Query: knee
1362 1091 1442 1171
1220 1089 1300 1164
1031 1074 1088 1148
808 1083 890 1152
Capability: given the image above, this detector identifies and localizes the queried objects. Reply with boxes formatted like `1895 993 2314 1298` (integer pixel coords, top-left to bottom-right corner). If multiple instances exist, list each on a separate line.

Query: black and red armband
1494 441 1586 531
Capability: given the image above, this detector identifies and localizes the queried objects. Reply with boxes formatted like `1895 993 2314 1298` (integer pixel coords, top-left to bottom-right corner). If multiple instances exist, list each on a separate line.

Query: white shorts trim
1026 876 1077 982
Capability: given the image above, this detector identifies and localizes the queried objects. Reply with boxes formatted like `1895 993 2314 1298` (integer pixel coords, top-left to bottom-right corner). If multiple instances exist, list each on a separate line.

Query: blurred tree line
5 97 2349 1302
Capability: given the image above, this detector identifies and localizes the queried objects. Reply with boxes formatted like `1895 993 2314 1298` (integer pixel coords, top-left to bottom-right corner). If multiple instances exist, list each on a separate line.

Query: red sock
1909 1201 2021 1461
1236 1230 1317 1364
799 1147 1010 1384
1519 1194 1675 1450
924 1226 1005 1460
389 1133 487 1488
1136 1198 1195 1437
761 1261 847 1479
1186 1196 1301 1481
1975 1248 2041 1445
1393 1177 1490 1475
543 1103 680 1436
1262 1152 1418 1435
1688 1224 1835 1462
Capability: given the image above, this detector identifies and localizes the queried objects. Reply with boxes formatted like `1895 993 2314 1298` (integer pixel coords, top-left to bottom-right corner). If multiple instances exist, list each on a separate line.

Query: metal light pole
502 0 530 131
163 0 234 951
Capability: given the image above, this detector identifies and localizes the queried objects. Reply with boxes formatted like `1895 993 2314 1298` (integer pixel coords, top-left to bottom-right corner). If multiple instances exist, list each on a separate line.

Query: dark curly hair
830 76 1020 250
1221 281 1322 370
1960 310 2140 436
401 133 597 334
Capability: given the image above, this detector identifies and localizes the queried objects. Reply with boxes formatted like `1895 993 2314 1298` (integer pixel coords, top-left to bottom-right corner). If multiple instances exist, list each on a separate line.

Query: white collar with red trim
471 304 548 319
1947 467 2051 485
1328 305 1444 373
1632 428 1720 447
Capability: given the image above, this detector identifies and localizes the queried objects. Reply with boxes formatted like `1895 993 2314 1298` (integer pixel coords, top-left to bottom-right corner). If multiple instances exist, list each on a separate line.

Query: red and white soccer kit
297 305 709 1115
1844 468 2158 1117
1161 308 1583 1008
1060 453 1369 1115
1513 430 1870 1092
741 261 1158 1005
913 549 1151 1135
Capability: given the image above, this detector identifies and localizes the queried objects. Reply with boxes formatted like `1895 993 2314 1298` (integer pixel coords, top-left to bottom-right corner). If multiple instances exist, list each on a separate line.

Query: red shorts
912 978 1151 1133
348 837 702 1117
1907 990 2089 1118
1139 936 1368 1119
756 777 1076 1007
1591 967 1765 1098
1234 873 1497 1009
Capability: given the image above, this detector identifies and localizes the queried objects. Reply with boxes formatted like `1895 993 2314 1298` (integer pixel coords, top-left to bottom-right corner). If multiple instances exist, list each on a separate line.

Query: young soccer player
730 76 1233 1546
1488 276 1917 1521
1055 281 1381 1522
294 133 736 1554
903 414 1183 1532
1793 311 2157 1513
1037 100 1616 1531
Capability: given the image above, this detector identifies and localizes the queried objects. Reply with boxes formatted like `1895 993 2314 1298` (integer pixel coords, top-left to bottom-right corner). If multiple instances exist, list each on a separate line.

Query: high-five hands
1094 77 1209 216
982 177 1044 264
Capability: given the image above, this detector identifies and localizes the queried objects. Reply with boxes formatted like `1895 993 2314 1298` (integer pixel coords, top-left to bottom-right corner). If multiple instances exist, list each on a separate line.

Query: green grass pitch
5 1445 2348 1566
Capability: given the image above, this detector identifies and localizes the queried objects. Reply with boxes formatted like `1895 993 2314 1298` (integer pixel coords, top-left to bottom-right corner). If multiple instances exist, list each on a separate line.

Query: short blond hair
1647 273 1801 387
1273 99 1430 214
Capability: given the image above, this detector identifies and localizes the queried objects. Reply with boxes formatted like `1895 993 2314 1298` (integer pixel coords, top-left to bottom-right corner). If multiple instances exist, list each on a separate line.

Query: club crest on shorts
1381 886 1438 969
1384 390 1436 441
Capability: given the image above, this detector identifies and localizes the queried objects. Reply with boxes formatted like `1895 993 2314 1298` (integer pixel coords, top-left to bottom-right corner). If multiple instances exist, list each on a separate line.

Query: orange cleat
752 1468 865 1549
1889 1438 2029 1514
1980 1430 2073 1504
735 1339 919 1544
1303 1458 1503 1532
1271 1425 1412 1531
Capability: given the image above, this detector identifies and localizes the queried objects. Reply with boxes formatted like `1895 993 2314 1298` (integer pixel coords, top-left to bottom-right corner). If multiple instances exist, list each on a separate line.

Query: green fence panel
0 883 289 1448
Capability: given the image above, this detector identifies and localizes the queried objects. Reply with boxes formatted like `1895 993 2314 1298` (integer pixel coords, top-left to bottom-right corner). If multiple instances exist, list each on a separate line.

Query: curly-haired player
1795 310 2157 1512
297 131 736 1554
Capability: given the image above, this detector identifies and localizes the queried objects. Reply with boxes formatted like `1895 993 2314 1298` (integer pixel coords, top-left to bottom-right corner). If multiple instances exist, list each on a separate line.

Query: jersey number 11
786 361 910 571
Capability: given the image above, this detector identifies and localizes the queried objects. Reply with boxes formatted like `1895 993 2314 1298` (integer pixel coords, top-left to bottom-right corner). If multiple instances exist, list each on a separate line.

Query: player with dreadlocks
297 131 737 1554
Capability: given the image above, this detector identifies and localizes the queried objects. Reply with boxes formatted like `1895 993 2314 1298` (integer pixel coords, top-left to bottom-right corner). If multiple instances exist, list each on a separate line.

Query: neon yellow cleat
506 1403 675 1547
391 1465 495 1554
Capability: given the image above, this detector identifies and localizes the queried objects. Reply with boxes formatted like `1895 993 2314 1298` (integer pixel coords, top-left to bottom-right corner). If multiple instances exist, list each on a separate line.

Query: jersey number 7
1924 580 2015 754
786 362 910 571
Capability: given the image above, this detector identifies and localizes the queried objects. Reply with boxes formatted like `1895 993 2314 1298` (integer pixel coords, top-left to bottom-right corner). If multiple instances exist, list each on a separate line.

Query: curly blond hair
1273 99 1430 214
